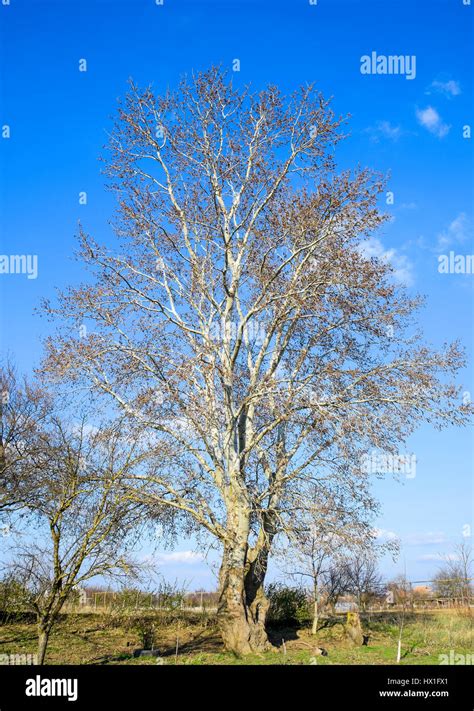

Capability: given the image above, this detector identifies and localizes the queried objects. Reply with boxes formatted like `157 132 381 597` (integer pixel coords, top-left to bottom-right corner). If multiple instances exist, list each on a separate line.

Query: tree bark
243 549 271 652
311 587 319 636
216 476 278 655
218 558 257 655
217 532 272 654
37 624 50 665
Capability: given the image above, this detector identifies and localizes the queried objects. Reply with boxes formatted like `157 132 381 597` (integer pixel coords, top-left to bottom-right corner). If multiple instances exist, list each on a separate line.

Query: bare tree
323 561 349 615
341 553 384 611
275 485 382 635
42 67 471 654
0 363 51 513
433 543 473 605
455 542 473 606
387 573 412 662
387 574 412 606
6 414 147 664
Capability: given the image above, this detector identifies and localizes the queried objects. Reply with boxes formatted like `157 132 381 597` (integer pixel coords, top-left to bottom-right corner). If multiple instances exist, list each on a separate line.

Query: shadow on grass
267 625 299 648
92 628 224 664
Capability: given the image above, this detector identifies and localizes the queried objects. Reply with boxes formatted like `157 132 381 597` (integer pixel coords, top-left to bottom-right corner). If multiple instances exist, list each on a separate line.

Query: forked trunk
243 546 271 651
218 568 270 654
217 540 271 655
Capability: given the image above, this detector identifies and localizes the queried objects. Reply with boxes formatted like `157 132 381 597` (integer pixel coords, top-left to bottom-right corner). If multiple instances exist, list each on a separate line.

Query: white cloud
374 527 399 542
365 121 403 143
157 551 204 564
427 79 461 98
358 237 414 286
416 106 450 138
404 531 447 546
418 552 459 562
436 212 471 252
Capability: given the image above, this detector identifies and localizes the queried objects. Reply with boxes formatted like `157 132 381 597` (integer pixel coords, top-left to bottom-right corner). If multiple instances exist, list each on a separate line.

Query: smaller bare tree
341 553 384 611
275 487 381 635
0 363 51 514
278 529 341 635
433 542 473 606
387 574 412 606
6 414 148 664
322 561 349 616
387 573 412 662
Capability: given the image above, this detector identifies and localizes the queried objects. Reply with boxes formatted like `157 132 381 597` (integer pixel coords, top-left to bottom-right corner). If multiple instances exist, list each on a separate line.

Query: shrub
266 583 310 625
129 615 157 649
0 575 30 613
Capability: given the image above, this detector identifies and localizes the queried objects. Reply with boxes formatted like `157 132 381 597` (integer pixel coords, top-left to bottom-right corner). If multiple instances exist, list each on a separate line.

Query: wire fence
62 578 473 614
63 590 219 613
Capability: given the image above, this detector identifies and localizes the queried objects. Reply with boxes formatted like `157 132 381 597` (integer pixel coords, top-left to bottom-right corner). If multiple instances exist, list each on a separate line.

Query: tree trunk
37 624 50 665
243 550 271 652
217 536 271 655
311 588 319 636
218 561 257 655
216 483 277 656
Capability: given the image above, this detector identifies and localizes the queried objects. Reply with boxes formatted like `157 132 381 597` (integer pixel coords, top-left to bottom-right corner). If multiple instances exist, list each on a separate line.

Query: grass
0 608 472 665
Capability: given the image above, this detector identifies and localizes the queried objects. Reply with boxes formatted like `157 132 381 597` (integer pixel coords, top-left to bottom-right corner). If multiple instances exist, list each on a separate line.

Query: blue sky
0 0 472 589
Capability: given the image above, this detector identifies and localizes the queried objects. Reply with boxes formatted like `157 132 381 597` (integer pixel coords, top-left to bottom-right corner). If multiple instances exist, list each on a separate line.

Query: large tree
42 67 470 654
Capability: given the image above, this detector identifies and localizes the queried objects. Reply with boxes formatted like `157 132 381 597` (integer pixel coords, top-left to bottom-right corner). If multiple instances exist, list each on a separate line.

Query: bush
0 575 30 613
266 583 310 625
156 581 186 612
129 615 157 649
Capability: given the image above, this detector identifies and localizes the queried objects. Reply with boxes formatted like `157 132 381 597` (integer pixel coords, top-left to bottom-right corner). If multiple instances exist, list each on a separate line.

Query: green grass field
0 609 472 666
